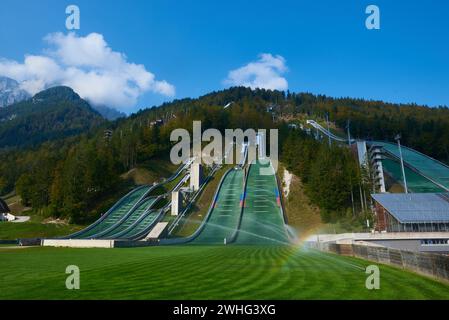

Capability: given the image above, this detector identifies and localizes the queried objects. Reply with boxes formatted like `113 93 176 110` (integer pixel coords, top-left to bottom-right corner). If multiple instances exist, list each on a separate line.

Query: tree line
1 86 447 225
279 126 371 223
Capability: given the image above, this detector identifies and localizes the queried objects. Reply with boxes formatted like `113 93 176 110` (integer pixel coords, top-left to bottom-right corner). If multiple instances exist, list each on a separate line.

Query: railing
306 120 355 143
239 143 248 167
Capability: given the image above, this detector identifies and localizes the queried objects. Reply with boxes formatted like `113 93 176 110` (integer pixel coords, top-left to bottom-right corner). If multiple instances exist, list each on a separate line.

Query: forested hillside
0 86 448 225
280 126 370 224
279 92 449 163
0 86 105 149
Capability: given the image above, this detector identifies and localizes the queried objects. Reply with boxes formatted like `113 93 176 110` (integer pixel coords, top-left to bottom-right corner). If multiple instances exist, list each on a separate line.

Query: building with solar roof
372 193 449 232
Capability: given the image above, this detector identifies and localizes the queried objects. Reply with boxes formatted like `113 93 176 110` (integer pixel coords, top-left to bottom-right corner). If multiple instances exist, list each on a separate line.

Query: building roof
0 198 10 213
371 193 449 223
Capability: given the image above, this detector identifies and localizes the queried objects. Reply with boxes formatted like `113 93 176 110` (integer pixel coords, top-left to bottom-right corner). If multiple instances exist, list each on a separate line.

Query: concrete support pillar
171 191 183 216
190 163 203 191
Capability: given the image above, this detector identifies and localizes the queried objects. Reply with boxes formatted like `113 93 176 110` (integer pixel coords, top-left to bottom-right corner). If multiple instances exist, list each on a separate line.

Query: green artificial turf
192 168 244 244
1 245 448 300
236 161 288 244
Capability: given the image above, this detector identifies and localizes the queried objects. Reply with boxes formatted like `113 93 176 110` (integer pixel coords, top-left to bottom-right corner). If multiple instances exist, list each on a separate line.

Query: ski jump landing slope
306 119 449 192
235 161 289 245
191 168 245 244
64 161 188 240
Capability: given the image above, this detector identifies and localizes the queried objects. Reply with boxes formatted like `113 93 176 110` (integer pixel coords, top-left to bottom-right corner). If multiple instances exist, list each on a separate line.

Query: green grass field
0 216 83 240
1 245 448 300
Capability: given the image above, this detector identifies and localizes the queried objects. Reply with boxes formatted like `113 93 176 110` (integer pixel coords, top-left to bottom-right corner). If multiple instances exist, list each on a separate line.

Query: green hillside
0 86 105 149
2 86 449 229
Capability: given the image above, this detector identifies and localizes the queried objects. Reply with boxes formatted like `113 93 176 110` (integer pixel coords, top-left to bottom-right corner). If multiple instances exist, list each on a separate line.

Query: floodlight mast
395 134 409 194
346 119 351 146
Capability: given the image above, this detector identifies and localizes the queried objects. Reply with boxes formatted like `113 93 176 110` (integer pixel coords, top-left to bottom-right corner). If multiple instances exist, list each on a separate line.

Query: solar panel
372 193 449 223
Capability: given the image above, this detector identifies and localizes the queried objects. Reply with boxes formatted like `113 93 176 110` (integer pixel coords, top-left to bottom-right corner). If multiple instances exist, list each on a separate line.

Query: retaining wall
114 240 158 248
42 239 159 248
0 239 19 245
42 239 115 248
307 241 449 282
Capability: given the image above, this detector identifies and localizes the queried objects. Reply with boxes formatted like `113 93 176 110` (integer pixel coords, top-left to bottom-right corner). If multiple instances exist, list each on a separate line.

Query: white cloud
0 32 175 111
224 53 288 91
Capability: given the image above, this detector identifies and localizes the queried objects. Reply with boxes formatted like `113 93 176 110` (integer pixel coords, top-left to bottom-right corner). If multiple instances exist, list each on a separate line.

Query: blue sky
1 0 448 113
